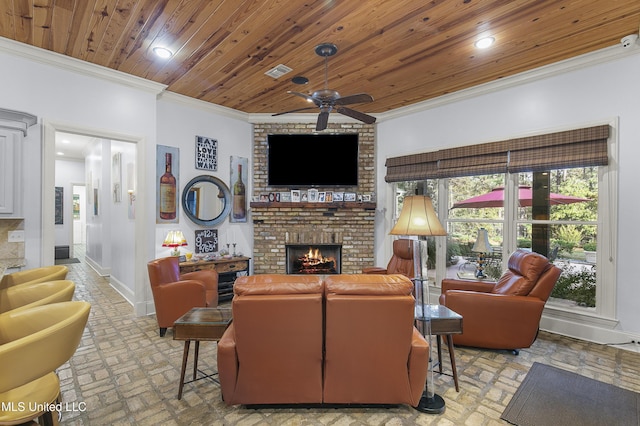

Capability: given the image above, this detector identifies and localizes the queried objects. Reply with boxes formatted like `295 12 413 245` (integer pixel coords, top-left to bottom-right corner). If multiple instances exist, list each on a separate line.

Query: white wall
377 50 640 341
155 96 253 260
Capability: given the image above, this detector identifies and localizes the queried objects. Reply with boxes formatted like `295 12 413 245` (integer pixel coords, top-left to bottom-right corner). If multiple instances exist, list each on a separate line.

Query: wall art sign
55 186 63 224
195 136 218 171
230 156 248 223
194 229 218 254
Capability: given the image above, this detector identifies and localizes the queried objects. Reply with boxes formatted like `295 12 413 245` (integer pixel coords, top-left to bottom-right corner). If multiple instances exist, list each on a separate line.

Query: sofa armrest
217 323 238 405
362 267 388 274
441 278 495 293
407 327 429 407
181 270 219 307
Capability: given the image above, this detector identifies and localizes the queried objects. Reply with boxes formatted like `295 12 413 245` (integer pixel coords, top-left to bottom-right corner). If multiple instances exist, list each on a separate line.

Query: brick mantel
251 122 376 274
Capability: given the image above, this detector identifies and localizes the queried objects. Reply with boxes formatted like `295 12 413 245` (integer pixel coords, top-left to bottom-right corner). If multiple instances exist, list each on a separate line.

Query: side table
173 307 233 399
415 304 463 392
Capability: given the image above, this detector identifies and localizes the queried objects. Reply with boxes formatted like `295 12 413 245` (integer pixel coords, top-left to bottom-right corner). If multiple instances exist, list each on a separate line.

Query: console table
179 256 250 302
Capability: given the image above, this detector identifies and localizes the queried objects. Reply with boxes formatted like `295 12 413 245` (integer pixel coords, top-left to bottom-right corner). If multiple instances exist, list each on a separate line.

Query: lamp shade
390 195 447 237
471 228 492 253
162 230 187 248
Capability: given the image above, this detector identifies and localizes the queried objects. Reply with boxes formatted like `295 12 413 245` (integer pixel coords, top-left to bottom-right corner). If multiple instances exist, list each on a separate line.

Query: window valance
384 124 610 182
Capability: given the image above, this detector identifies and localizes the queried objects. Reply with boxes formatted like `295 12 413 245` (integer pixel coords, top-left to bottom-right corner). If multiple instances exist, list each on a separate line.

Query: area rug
501 362 640 426
55 257 80 265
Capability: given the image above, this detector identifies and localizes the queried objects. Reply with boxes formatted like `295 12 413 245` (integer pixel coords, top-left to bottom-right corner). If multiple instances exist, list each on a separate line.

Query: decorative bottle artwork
159 152 176 220
233 163 246 220
230 156 248 223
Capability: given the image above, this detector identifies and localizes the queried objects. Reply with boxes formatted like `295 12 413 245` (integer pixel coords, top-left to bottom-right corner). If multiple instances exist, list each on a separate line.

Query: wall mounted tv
267 133 359 187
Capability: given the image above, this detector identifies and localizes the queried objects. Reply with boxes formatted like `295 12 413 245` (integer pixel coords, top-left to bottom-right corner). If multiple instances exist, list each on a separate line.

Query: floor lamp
390 195 448 414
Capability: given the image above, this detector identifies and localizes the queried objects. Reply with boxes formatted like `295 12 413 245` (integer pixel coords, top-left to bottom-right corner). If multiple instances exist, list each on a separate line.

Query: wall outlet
8 230 24 242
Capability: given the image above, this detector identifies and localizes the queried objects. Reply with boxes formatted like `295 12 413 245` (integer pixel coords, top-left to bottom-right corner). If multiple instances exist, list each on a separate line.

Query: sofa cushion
492 250 550 296
234 274 324 296
325 274 413 296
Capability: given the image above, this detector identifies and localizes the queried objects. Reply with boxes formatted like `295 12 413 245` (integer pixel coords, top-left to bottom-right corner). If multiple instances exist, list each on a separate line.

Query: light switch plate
8 230 24 242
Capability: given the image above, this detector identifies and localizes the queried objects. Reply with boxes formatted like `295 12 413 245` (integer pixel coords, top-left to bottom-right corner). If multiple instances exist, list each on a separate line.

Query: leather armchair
0 301 90 425
439 249 561 352
362 238 414 278
323 274 428 407
218 274 325 405
0 280 75 314
147 257 219 337
0 265 68 290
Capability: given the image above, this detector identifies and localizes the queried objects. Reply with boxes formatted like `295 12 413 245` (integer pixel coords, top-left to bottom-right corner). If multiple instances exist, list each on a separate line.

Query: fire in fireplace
286 244 342 274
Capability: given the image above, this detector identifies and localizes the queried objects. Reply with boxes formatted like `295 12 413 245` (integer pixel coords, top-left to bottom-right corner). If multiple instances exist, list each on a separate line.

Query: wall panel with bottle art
156 145 179 224
230 156 247 223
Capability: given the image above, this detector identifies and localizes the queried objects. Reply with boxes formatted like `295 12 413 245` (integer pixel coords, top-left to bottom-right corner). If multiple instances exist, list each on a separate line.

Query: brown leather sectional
217 273 429 407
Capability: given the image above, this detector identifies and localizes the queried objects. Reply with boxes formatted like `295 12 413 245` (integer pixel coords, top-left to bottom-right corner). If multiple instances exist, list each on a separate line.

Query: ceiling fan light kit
273 43 376 131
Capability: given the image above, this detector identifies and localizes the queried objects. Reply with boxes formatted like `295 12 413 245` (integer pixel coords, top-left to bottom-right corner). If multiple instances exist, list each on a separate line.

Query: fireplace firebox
285 244 342 274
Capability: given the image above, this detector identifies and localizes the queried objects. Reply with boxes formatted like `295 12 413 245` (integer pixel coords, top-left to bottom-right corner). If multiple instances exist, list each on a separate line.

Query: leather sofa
217 274 429 407
439 249 561 352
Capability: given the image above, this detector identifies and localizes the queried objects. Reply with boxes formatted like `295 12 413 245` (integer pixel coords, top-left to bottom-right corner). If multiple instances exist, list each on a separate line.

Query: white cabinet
0 130 17 214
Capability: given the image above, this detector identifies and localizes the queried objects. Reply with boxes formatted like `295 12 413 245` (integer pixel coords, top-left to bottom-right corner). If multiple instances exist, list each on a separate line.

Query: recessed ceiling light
153 46 173 59
291 76 309 85
57 152 65 156
474 37 495 49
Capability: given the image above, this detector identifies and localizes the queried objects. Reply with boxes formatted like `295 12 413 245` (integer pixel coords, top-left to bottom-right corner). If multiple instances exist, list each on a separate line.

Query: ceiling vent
265 64 293 79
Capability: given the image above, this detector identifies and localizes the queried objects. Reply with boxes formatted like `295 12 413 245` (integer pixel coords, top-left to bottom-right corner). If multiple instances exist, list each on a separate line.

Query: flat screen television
267 133 359 187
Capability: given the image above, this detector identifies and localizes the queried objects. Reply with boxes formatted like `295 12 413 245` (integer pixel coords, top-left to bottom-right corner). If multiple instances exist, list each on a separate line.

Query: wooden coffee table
173 307 233 399
415 304 463 391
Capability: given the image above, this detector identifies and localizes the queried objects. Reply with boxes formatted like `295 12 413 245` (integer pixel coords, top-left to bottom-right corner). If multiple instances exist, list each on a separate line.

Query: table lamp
162 230 187 256
471 228 492 279
390 195 447 414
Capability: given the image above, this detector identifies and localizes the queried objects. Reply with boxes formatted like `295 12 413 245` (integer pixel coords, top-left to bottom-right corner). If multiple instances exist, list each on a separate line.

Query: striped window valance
384 124 610 182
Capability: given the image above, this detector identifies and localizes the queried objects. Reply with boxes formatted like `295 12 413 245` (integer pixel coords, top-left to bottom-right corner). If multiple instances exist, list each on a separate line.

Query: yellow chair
0 280 75 314
0 265 68 290
0 301 90 425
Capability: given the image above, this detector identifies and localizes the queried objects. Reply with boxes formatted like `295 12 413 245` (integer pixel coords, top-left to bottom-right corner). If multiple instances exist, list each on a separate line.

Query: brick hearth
251 122 376 274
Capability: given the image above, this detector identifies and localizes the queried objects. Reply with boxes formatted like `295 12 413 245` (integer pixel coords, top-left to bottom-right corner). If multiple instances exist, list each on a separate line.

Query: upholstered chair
147 257 218 337
0 301 90 425
218 274 325 405
323 274 429 407
0 265 68 290
0 280 75 315
439 249 561 353
362 238 415 279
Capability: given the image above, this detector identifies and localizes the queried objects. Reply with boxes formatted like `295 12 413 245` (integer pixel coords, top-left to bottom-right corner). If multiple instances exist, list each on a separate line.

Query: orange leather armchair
362 238 414 279
0 301 90 425
147 257 219 337
439 250 561 352
218 274 325 405
323 274 429 407
0 265 68 290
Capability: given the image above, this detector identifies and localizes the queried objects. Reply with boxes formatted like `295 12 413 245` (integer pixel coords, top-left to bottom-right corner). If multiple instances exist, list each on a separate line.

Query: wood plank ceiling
1 0 639 115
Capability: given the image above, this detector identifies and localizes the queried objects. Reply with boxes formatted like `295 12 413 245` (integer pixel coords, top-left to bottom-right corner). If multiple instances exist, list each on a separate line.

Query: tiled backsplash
0 218 25 271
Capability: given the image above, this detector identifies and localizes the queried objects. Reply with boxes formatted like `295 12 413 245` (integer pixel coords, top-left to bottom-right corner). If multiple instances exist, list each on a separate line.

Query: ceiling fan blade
335 93 374 105
288 91 321 106
316 111 329 131
337 107 377 124
272 107 318 116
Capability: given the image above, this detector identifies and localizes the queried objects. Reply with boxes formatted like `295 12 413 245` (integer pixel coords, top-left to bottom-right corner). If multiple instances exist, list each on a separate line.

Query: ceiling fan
273 43 376 131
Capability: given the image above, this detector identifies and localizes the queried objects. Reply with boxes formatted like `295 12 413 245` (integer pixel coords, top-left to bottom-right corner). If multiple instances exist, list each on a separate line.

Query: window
389 123 616 320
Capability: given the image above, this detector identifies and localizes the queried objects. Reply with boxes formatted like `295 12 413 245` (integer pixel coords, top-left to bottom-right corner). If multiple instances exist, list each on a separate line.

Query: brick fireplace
251 122 376 275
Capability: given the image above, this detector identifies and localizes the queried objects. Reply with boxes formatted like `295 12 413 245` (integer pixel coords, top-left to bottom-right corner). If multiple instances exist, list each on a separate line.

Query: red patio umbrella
451 186 590 209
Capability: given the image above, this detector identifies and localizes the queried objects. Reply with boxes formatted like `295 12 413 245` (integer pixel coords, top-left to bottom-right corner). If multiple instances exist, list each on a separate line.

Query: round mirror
182 175 231 226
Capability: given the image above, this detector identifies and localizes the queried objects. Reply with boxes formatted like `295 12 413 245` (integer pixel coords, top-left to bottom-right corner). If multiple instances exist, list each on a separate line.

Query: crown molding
158 91 248 121
0 37 166 94
376 44 640 122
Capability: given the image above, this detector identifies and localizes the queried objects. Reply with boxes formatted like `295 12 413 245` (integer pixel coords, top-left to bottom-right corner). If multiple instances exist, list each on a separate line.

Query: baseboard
84 255 111 277
540 314 640 347
109 276 134 306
